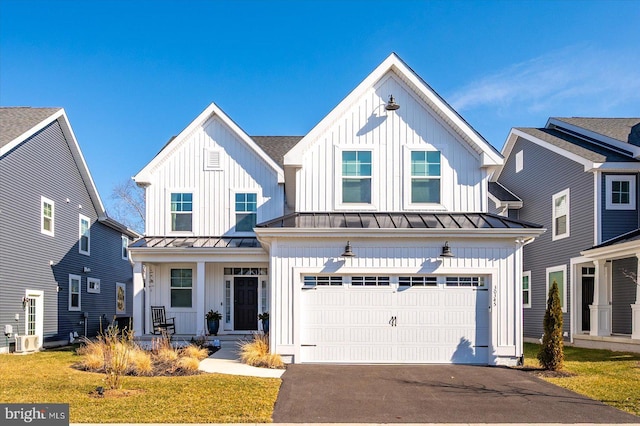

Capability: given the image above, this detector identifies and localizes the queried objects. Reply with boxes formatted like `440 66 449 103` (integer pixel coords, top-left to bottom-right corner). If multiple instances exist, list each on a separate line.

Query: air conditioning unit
15 335 39 353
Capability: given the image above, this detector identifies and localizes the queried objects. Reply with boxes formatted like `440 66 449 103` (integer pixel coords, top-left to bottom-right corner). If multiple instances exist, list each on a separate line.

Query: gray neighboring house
0 107 138 353
492 117 640 352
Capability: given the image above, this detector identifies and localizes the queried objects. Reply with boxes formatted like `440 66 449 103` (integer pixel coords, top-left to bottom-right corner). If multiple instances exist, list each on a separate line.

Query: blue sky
2 0 639 215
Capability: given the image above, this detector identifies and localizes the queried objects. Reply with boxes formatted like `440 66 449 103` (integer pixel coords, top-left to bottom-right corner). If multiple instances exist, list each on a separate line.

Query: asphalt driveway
273 364 639 423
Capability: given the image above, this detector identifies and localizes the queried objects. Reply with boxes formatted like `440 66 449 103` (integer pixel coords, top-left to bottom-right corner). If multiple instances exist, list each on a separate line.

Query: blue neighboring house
0 107 139 353
492 117 640 352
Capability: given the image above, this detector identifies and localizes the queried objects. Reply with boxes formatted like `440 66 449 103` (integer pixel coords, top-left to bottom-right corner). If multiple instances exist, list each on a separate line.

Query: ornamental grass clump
537 280 564 371
238 333 284 369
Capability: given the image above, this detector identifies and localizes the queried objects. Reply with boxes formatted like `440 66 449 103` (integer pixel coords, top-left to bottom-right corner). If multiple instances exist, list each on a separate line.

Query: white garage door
300 275 489 364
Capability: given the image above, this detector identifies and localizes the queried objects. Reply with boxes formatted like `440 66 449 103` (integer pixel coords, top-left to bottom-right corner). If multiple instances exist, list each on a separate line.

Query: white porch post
590 259 612 336
196 262 205 336
631 254 640 340
132 261 145 337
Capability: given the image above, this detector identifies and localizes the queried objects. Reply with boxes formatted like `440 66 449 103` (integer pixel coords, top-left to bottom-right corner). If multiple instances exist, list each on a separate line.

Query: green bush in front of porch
0 346 280 423
524 342 640 416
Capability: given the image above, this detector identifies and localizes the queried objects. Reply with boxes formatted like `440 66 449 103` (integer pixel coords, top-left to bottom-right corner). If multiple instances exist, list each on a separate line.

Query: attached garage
300 275 489 363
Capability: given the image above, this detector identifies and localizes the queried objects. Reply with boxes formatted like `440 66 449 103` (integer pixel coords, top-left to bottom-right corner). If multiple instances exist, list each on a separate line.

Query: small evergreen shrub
537 280 564 370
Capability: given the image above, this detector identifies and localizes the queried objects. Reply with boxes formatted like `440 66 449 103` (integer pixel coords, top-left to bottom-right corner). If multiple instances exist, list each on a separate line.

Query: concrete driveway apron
273 364 639 423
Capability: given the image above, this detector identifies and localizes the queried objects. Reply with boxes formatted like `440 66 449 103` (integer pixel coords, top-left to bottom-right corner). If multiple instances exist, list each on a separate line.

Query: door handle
389 316 397 326
389 316 394 326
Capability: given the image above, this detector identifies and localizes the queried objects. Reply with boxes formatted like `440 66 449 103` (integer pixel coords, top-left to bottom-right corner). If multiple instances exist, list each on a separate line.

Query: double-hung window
552 189 569 240
410 151 441 204
547 265 567 312
171 193 192 232
41 196 54 236
79 214 90 255
342 150 371 204
235 193 257 232
605 175 636 210
170 268 192 308
121 235 129 260
69 274 81 311
522 271 531 308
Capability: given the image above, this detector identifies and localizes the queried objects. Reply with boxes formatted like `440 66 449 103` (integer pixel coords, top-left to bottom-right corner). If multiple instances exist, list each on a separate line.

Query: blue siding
0 120 132 351
601 173 640 241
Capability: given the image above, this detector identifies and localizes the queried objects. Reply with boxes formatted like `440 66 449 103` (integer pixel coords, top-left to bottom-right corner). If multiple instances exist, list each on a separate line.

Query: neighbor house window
410 151 441 203
342 150 371 203
41 196 54 236
171 193 192 232
69 274 81 311
235 193 257 232
605 175 636 210
515 150 523 173
87 277 100 294
170 268 192 308
522 271 531 308
79 214 90 255
116 282 126 313
552 189 570 240
121 235 129 260
547 265 567 313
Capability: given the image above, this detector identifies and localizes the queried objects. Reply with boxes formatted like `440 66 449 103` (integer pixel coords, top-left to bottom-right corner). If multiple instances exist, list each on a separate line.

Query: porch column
132 261 145 337
632 254 640 340
196 262 205 336
590 259 611 336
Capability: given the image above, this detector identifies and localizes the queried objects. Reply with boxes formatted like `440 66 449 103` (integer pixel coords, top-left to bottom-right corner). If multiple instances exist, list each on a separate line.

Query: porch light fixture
83 266 91 273
385 94 400 111
440 241 455 258
341 241 356 258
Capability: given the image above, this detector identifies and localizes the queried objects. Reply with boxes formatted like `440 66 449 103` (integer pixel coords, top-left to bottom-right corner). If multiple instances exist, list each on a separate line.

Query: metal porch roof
130 236 261 249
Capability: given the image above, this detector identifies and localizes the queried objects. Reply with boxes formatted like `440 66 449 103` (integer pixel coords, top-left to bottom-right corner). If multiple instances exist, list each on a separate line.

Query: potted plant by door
206 310 222 336
258 312 269 335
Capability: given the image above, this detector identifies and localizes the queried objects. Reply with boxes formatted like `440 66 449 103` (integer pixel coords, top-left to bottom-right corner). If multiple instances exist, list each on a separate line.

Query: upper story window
342 150 371 204
552 189 570 241
121 235 129 260
41 196 54 236
410 151 441 204
171 193 192 232
515 150 523 173
79 214 90 255
605 175 636 210
69 274 81 311
170 268 192 308
235 193 257 232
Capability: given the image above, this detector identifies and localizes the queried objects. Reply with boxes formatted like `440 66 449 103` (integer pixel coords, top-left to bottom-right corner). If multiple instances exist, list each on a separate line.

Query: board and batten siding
269 237 523 363
145 116 284 236
497 136 594 339
0 121 132 351
600 172 640 242
295 73 487 213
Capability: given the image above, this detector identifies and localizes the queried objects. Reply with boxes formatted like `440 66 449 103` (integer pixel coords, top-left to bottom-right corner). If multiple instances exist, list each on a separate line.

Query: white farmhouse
130 53 544 366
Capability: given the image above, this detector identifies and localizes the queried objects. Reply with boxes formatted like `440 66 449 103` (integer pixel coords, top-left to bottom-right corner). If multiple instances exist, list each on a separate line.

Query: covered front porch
576 230 640 352
129 236 270 337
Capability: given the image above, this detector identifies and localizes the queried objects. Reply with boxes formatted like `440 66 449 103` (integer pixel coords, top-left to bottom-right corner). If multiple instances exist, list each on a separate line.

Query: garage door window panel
399 276 437 287
352 276 390 286
304 276 343 286
446 276 486 287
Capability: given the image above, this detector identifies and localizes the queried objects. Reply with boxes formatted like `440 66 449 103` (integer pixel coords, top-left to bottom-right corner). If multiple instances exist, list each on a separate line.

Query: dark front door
582 276 595 331
234 277 258 330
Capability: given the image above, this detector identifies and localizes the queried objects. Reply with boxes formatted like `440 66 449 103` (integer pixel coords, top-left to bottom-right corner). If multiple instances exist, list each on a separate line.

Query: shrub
238 333 284 369
537 280 564 371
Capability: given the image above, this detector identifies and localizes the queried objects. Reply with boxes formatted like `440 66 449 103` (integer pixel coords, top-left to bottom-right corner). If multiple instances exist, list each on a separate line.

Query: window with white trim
79 214 90 255
235 193 257 232
303 276 343 286
399 276 437 286
552 189 570 240
546 265 567 313
87 277 100 294
69 274 81 311
170 192 193 232
445 276 486 287
121 235 129 260
522 271 531 308
515 150 523 173
410 151 441 204
170 268 192 308
352 276 390 286
41 196 54 236
605 175 636 210
342 150 372 203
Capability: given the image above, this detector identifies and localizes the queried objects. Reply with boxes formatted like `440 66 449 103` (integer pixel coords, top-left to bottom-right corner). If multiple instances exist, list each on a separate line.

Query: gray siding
601 173 640 241
611 257 637 335
0 121 132 351
498 136 594 339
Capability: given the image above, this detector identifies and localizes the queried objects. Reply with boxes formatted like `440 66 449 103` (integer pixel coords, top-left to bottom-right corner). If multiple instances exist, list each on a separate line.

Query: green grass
0 346 280 423
524 342 640 416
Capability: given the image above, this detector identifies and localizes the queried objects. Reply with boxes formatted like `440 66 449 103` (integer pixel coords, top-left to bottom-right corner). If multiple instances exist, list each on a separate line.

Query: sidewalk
197 345 285 378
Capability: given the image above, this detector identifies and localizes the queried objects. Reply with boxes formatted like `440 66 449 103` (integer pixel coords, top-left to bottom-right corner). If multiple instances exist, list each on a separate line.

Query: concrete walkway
198 345 285 378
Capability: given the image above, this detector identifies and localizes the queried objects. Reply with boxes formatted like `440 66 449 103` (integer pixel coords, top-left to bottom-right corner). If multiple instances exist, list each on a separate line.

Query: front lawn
0 346 280 423
523 342 640 416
